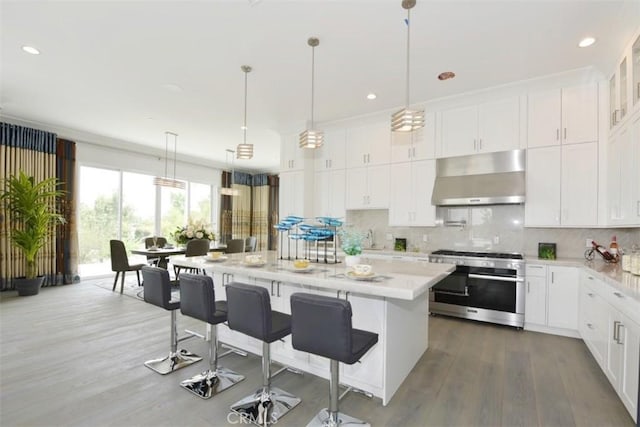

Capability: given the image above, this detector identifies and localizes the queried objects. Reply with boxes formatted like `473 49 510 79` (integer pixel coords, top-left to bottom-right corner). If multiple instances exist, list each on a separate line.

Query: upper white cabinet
281 134 312 171
314 128 346 170
390 113 436 163
279 170 305 217
526 142 598 227
346 121 390 168
314 169 346 219
440 96 520 158
527 83 598 148
345 164 390 210
607 110 640 226
388 160 436 226
609 33 640 130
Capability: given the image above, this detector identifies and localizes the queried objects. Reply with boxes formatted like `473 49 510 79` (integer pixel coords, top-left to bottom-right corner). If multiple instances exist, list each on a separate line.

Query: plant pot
344 255 361 267
14 276 45 296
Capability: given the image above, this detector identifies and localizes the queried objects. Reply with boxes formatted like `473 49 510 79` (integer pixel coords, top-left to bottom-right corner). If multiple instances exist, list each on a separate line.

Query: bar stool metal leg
144 310 202 375
180 324 245 398
230 342 301 426
307 360 369 427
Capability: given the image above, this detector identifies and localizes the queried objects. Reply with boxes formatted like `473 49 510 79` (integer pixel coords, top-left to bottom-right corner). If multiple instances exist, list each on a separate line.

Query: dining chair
144 236 168 268
174 238 210 278
225 238 245 254
244 236 257 252
110 239 145 293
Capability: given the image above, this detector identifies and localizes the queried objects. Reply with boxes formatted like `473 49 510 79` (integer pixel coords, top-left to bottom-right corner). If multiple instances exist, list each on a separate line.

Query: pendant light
153 131 185 189
221 148 239 196
299 37 324 149
236 65 254 159
391 0 425 132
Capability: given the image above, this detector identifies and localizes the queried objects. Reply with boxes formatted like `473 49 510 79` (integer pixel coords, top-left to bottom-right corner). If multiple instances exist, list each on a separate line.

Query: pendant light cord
310 44 316 128
243 69 248 144
405 7 411 108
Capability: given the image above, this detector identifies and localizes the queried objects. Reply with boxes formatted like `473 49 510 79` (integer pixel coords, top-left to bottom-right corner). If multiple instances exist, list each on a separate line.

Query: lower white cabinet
524 264 579 335
579 271 639 423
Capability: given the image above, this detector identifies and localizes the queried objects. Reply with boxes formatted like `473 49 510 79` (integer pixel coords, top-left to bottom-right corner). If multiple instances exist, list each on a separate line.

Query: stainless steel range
428 250 525 328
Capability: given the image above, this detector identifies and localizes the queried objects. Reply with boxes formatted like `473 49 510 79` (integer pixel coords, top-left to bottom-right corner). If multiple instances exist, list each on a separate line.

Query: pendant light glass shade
236 65 253 159
391 0 424 133
300 37 324 149
154 131 185 189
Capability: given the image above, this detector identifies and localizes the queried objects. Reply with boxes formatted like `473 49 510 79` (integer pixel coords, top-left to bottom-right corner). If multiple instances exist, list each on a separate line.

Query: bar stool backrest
141 266 177 310
225 239 245 254
290 293 353 363
179 273 226 325
225 282 272 341
185 239 210 257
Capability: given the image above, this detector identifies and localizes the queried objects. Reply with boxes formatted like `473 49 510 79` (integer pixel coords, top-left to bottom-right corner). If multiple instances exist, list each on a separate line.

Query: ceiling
1 0 639 172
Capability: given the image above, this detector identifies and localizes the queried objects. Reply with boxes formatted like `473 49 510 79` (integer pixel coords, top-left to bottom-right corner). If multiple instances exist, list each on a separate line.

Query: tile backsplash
346 206 640 259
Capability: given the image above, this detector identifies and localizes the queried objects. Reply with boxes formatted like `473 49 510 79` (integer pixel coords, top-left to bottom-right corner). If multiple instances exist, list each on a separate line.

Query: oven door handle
434 287 469 297
468 273 523 283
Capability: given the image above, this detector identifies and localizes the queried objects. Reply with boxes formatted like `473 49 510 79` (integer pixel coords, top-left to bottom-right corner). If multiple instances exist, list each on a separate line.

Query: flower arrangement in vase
338 227 365 267
172 220 215 246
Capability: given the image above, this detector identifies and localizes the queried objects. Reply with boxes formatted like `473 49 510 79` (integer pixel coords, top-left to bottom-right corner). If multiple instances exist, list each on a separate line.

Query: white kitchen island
171 251 454 405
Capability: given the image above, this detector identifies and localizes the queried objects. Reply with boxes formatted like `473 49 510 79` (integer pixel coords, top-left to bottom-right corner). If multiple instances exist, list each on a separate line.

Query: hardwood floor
0 281 634 427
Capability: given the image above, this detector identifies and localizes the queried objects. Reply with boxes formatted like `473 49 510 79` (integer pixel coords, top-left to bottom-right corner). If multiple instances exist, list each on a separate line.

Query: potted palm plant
1 171 65 296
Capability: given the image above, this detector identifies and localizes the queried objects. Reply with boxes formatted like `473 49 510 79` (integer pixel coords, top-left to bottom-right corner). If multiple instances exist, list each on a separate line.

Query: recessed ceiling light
438 71 456 81
161 83 183 93
22 45 40 55
578 37 596 48
240 125 248 130
367 93 377 100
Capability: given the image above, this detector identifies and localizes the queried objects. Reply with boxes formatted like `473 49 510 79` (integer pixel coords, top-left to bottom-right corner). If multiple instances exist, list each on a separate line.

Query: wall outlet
386 233 393 241
586 238 593 248
422 234 429 243
493 235 500 244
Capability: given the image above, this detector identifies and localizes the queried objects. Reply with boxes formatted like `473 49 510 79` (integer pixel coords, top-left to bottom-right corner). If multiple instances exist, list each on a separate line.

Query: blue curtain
1 122 56 153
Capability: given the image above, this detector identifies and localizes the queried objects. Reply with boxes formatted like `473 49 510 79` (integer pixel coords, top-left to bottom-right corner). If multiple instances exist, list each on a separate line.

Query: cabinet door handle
587 292 594 297
529 265 543 269
637 200 640 217
527 281 530 293
473 139 477 151
412 147 416 158
551 272 554 283
613 292 624 299
613 320 620 342
563 128 567 140
637 82 640 99
587 323 594 330
479 139 482 150
588 276 594 280
277 281 281 298
270 280 276 296
408 148 411 159
363 154 366 164
617 323 624 345
556 129 559 141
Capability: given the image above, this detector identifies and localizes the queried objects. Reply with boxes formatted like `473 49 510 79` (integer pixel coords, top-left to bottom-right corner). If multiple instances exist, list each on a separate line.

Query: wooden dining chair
174 238 210 278
110 239 145 293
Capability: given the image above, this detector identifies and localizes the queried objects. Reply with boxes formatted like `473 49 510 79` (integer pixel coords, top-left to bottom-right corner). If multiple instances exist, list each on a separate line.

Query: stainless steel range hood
431 149 526 206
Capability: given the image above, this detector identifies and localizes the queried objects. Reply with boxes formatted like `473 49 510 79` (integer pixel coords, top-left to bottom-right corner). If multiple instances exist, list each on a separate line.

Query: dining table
130 247 186 269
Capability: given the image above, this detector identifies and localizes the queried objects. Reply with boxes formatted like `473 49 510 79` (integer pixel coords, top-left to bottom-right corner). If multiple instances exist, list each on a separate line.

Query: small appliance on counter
394 238 407 252
538 243 556 260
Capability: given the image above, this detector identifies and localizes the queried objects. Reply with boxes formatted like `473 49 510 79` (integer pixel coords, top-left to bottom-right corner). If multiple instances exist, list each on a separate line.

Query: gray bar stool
178 273 245 399
226 282 301 426
141 266 202 374
290 292 378 427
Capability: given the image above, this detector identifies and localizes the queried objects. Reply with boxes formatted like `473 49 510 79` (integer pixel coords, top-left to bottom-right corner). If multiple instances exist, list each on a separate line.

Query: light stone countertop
172 251 455 301
524 256 640 304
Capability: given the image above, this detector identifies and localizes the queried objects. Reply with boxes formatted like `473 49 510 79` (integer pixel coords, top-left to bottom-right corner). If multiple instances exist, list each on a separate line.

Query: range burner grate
431 250 523 260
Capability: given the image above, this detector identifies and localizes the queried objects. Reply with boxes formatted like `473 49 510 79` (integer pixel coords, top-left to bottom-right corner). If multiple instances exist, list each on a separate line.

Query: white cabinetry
389 160 436 226
279 170 304 218
608 109 640 225
525 142 598 227
281 134 312 171
579 271 639 423
440 97 520 158
346 164 389 210
527 83 598 148
314 128 346 170
314 169 346 219
390 113 435 162
609 33 640 130
524 264 579 336
345 121 390 168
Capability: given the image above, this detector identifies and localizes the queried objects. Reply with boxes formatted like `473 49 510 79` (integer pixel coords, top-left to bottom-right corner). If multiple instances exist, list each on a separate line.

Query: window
122 172 155 248
160 186 186 244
